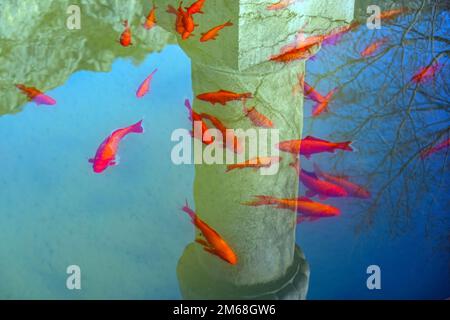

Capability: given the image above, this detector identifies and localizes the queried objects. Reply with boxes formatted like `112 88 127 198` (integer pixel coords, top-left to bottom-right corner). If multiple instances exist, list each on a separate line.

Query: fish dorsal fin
301 169 318 179
88 158 94 163
297 196 313 202
218 89 234 94
304 135 328 142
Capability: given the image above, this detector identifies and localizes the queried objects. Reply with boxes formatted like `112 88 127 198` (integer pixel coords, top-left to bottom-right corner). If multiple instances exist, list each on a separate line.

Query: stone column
155 0 354 299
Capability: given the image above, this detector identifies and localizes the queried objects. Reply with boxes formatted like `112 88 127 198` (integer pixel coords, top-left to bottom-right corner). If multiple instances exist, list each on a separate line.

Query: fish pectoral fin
195 238 209 247
88 158 95 163
203 246 219 256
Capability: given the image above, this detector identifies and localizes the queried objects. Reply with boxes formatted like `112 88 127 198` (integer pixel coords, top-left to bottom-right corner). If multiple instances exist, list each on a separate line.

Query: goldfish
200 112 242 154
184 99 214 145
270 41 318 63
89 120 144 173
186 0 206 15
15 84 56 106
299 168 348 200
361 37 388 57
197 89 252 105
297 74 338 116
243 105 274 128
136 69 158 98
119 20 132 47
167 3 196 39
411 63 441 84
378 7 409 20
143 5 157 30
313 163 371 199
182 201 237 265
243 195 340 222
226 156 281 172
200 21 233 42
420 137 450 159
321 22 359 47
277 135 353 158
266 0 300 11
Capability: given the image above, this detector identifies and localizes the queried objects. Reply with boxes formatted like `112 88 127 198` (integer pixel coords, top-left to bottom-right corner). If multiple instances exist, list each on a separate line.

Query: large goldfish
89 120 144 173
200 112 242 154
420 137 450 159
119 20 132 47
297 74 338 116
197 89 252 105
313 163 371 199
15 84 56 106
143 5 157 30
184 99 214 145
226 156 281 173
243 105 274 128
182 201 237 265
299 168 348 199
200 21 233 42
185 0 206 15
136 69 158 98
277 135 353 158
361 38 388 57
411 63 441 84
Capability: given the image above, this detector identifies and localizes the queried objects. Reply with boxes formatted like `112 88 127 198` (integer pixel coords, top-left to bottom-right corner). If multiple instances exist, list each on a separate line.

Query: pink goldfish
15 84 56 106
136 69 158 98
297 74 338 116
277 135 353 159
420 137 450 159
89 120 144 173
411 63 441 84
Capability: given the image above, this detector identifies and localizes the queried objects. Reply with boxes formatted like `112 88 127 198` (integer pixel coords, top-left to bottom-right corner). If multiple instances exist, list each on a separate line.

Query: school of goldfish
13 3 446 266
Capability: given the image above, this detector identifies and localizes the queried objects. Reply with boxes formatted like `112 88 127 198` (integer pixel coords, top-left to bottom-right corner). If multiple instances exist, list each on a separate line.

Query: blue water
1 23 449 299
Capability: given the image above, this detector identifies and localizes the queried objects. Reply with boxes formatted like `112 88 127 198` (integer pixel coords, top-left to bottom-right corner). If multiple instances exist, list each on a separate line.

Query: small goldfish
321 22 359 47
270 42 317 63
15 84 56 106
89 120 144 173
120 20 132 47
226 156 281 172
361 38 388 57
200 21 233 42
143 5 157 30
182 201 237 265
180 5 197 40
186 0 206 15
277 135 353 158
411 63 441 84
243 105 274 128
201 112 242 154
297 74 338 116
197 89 252 105
299 168 348 200
420 137 450 159
184 99 214 145
266 0 299 11
313 163 371 199
378 7 409 20
136 69 158 98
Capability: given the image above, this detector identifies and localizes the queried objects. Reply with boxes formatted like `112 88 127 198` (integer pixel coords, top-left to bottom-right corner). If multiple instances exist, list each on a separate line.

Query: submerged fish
200 21 233 42
143 5 157 30
182 201 237 265
89 120 144 173
184 99 214 145
299 168 348 200
136 69 158 98
297 74 338 116
186 0 206 15
411 63 441 84
200 112 242 153
266 0 301 11
243 105 274 128
197 89 252 105
226 156 282 172
270 42 318 63
277 135 353 158
120 20 132 47
420 137 450 159
361 38 388 57
15 84 56 106
313 163 371 199
378 7 409 20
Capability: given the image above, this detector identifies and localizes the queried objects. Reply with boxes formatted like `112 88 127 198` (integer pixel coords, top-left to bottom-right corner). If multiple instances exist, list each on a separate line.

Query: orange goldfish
200 21 233 42
313 163 371 199
378 7 409 20
266 0 300 11
120 20 132 47
182 201 237 265
185 99 214 145
200 112 242 154
420 137 450 159
143 5 157 30
270 41 317 63
411 63 441 84
226 156 282 172
361 38 388 57
15 84 56 106
186 0 206 14
167 3 195 39
136 69 158 98
297 74 338 116
277 135 353 158
197 89 252 105
299 168 348 200
89 120 144 173
243 105 274 128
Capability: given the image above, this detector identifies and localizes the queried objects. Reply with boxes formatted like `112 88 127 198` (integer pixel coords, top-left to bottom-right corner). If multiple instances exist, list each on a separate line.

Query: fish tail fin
243 92 253 100
184 99 193 120
130 120 144 134
325 87 339 101
150 68 158 76
123 20 128 27
225 164 238 172
338 141 353 151
225 21 233 27
312 101 328 116
242 195 276 206
15 84 25 90
181 200 196 220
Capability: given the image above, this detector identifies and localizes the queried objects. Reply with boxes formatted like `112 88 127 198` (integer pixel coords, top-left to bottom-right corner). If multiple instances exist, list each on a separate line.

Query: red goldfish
313 163 371 199
15 84 56 106
266 0 300 11
186 0 206 15
378 7 409 20
411 63 441 84
167 3 196 39
143 5 157 30
184 99 214 145
89 120 144 173
200 112 242 154
243 104 274 128
200 21 233 42
197 90 252 105
243 195 340 222
120 20 132 46
270 42 317 63
277 136 353 158
226 156 281 172
420 137 450 159
299 168 348 199
136 69 158 98
182 201 237 265
361 38 388 57
321 22 359 47
297 74 338 116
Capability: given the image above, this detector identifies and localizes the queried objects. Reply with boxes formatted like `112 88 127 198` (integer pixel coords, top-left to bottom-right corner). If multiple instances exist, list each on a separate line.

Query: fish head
92 158 110 173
